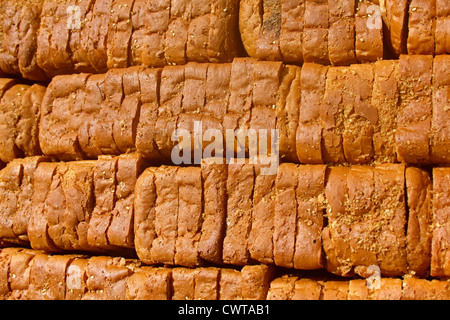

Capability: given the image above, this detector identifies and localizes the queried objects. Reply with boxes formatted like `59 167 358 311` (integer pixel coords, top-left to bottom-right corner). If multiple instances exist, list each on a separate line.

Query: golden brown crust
150 166 179 264
322 166 351 276
266 275 297 300
198 159 227 264
431 55 450 163
83 256 131 300
248 162 276 264
125 267 171 300
133 167 157 264
29 253 77 300
435 0 450 54
396 55 433 164
88 155 118 251
25 156 138 255
323 164 409 277
222 161 254 265
279 0 305 63
194 268 220 300
402 278 450 300
174 167 203 267
273 163 298 268
385 0 409 56
112 67 143 154
44 161 97 252
135 68 163 160
276 65 301 162
0 85 30 163
31 58 447 165
347 279 369 300
296 63 327 164
405 167 433 277
431 168 450 278
342 64 376 164
302 0 329 64
374 164 408 276
0 160 23 244
256 0 282 60
0 1 45 80
12 157 49 244
27 162 59 252
294 165 326 269
224 58 254 138
321 67 347 163
372 60 400 163
39 73 90 161
15 84 46 159
355 0 383 62
171 267 195 300
407 0 436 55
65 258 89 300
327 0 356 65
0 0 240 79
268 276 450 300
0 1 23 75
0 248 276 300
241 265 273 300
107 154 143 248
19 1 47 80
218 268 242 299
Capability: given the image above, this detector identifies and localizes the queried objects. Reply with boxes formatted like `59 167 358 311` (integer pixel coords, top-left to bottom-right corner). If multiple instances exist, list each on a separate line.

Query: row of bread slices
0 155 449 278
0 0 449 81
0 0 241 81
1 247 449 300
240 0 450 64
0 55 449 165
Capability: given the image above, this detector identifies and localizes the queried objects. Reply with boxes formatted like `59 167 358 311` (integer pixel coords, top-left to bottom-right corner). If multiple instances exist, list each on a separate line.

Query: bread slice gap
396 55 433 164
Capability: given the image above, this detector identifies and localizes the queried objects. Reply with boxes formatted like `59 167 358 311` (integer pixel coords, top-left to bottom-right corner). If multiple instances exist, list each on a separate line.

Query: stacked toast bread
0 0 448 300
